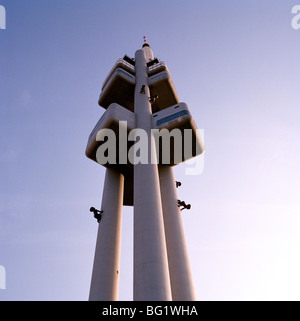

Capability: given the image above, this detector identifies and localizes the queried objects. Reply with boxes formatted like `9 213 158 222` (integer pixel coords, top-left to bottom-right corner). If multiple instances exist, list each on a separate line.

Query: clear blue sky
1 0 300 301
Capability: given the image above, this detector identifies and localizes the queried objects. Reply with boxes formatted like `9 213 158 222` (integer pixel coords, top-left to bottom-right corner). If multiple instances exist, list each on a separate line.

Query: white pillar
89 168 124 301
142 43 154 62
159 165 197 300
133 49 172 301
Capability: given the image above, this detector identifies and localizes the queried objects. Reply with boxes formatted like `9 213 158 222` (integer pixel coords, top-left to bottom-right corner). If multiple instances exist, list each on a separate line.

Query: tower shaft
133 49 172 301
89 168 124 301
159 165 197 300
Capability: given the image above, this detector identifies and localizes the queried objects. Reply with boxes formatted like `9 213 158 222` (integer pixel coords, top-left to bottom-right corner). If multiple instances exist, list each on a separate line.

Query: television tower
85 39 204 301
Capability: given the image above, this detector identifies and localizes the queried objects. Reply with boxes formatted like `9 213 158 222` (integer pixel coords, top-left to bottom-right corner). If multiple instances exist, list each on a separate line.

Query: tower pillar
89 168 124 301
133 49 172 301
159 165 197 300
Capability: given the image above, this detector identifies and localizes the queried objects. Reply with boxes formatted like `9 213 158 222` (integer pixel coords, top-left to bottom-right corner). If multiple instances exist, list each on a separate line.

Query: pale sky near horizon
1 0 300 301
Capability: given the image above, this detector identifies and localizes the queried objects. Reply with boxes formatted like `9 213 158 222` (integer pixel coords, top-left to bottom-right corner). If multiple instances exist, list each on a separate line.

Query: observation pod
98 55 180 114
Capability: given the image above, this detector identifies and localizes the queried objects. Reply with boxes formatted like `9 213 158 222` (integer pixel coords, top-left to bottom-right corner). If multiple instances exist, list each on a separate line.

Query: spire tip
142 36 150 48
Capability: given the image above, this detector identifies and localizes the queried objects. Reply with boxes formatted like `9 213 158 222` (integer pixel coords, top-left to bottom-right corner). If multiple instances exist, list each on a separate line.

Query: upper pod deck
147 62 179 113
98 56 179 113
98 57 136 112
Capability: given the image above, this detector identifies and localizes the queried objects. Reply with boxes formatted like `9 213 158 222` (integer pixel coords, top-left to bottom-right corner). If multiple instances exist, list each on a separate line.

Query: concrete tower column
159 165 197 301
133 49 172 301
89 168 124 301
142 43 154 62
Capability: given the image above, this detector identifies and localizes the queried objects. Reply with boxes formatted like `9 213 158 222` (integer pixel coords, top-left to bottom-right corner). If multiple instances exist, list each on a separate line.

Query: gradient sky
1 0 300 301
